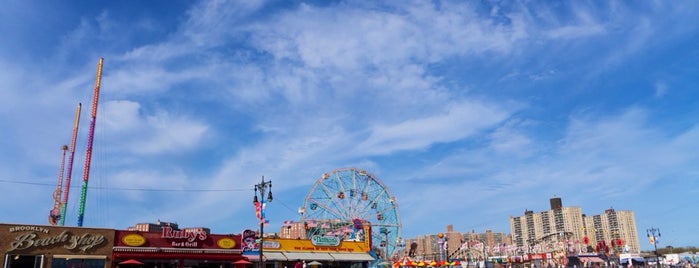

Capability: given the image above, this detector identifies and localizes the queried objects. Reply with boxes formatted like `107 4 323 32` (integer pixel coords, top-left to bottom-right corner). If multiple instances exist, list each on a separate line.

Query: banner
255 201 262 220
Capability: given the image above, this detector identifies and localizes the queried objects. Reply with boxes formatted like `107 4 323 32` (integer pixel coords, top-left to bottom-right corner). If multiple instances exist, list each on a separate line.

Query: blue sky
1 0 698 251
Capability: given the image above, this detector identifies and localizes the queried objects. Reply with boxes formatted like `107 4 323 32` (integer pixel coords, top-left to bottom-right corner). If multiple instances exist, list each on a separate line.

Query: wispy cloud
357 101 512 155
654 81 667 97
101 100 209 155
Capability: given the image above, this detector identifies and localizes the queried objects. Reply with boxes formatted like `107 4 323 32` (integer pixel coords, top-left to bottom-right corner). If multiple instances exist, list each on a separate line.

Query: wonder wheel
299 168 403 262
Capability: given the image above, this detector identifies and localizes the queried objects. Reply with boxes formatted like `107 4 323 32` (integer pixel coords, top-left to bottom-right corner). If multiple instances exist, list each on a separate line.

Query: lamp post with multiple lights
254 177 273 268
646 227 661 268
380 227 391 263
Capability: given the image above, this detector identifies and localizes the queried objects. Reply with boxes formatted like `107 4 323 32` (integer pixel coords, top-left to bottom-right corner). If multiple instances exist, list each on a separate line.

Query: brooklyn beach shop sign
6 226 106 252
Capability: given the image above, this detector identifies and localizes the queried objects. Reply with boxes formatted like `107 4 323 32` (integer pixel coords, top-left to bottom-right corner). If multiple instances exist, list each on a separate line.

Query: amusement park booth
241 229 374 268
112 228 245 268
1 223 115 268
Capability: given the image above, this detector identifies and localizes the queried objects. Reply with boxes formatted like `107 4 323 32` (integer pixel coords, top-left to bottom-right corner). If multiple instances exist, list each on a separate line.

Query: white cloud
654 81 667 97
489 121 535 156
248 1 527 72
356 100 512 155
549 108 698 193
181 0 264 47
101 100 141 131
103 63 203 96
101 100 209 155
545 24 605 39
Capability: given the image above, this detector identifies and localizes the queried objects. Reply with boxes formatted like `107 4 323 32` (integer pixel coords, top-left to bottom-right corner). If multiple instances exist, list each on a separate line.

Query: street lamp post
482 241 488 268
254 176 273 268
646 227 661 268
436 233 448 263
380 227 391 263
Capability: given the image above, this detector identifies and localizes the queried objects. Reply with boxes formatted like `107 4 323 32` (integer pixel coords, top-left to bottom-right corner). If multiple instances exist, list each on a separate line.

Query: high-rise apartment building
509 198 585 248
509 197 640 254
584 208 640 254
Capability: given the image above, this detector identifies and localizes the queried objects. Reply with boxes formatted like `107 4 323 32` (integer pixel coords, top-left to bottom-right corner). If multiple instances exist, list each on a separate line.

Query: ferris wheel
299 168 403 261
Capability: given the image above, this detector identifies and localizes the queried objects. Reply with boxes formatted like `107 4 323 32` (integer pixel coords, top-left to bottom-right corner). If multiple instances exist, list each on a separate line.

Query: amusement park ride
48 58 103 227
298 167 404 262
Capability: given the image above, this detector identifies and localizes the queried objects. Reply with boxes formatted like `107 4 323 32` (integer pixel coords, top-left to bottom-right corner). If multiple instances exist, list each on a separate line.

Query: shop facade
113 228 245 268
241 230 374 268
1 223 115 268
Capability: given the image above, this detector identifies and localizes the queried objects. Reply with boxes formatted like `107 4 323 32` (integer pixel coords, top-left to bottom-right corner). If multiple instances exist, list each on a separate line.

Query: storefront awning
243 254 258 261
282 252 334 261
579 257 605 263
113 252 241 261
265 252 288 261
53 255 107 260
243 252 287 261
620 258 645 264
329 253 374 261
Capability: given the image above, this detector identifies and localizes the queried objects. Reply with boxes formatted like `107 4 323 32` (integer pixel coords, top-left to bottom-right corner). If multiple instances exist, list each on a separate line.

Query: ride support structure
58 103 82 226
48 145 68 225
77 57 103 227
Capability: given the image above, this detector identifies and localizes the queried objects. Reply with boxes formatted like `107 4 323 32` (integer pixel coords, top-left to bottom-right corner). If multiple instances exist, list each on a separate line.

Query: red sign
114 230 241 250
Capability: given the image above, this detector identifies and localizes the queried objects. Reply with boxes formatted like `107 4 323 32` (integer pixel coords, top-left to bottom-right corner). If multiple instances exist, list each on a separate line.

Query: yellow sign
268 238 370 253
122 233 146 247
218 238 236 249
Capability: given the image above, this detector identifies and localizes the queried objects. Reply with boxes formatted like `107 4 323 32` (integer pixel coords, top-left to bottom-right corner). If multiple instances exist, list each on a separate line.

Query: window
51 258 105 268
4 255 44 268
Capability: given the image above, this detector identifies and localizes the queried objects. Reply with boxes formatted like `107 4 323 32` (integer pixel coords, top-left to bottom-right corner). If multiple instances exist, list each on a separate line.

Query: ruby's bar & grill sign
160 226 207 247
112 229 244 264
114 228 242 250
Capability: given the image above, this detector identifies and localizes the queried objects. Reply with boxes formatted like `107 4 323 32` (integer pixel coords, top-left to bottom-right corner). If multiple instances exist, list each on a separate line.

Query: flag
260 201 266 219
254 201 262 220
